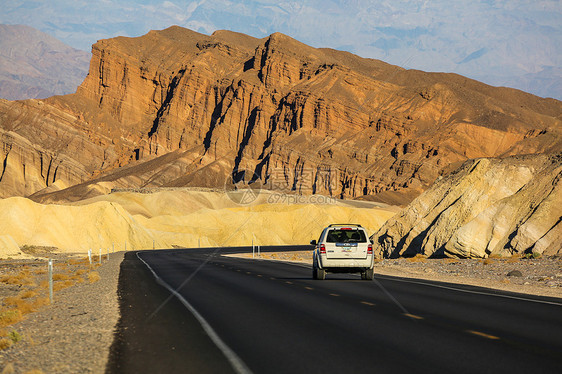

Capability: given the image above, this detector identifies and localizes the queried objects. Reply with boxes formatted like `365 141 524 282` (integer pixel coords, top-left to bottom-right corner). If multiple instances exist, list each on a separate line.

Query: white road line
376 274 562 307
136 252 253 374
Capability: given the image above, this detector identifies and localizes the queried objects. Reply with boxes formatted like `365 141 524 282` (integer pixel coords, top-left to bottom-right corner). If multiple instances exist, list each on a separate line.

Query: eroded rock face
0 99 114 198
1 26 561 202
373 154 562 258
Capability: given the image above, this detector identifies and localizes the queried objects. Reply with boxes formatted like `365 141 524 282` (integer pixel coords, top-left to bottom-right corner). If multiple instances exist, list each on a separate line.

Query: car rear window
325 229 367 243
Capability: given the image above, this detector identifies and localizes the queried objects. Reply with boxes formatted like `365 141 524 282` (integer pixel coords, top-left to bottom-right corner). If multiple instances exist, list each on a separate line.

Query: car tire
317 268 326 280
364 267 374 280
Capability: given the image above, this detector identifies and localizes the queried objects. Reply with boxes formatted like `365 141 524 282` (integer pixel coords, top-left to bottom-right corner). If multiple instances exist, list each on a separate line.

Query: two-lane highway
106 247 562 374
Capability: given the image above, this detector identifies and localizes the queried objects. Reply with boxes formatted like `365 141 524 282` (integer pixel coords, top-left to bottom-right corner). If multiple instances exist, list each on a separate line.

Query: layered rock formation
373 153 562 258
0 26 560 203
0 99 124 198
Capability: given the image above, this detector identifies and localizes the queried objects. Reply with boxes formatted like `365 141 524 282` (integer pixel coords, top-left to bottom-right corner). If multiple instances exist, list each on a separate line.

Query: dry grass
0 310 23 327
482 258 495 265
3 297 36 315
0 270 36 287
74 269 87 276
88 272 100 284
52 273 70 281
0 337 12 350
53 280 74 291
68 257 89 265
506 255 522 263
407 253 427 263
19 290 37 299
24 370 45 374
444 258 460 264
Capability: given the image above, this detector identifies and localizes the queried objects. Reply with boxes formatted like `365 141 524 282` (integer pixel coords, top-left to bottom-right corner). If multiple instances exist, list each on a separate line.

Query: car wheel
317 268 326 280
364 267 374 280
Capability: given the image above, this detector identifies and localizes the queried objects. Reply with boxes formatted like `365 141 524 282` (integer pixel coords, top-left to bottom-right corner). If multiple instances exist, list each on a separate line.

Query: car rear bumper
318 255 373 270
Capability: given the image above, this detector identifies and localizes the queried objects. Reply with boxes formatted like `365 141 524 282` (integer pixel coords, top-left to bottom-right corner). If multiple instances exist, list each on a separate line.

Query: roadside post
252 236 255 258
48 259 53 303
99 248 102 264
88 249 92 264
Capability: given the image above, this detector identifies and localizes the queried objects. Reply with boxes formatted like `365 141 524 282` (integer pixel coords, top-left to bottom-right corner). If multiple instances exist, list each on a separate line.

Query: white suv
311 224 375 280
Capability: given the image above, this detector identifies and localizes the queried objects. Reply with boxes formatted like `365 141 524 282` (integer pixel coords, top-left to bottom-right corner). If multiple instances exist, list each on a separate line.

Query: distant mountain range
1 0 560 100
0 24 90 100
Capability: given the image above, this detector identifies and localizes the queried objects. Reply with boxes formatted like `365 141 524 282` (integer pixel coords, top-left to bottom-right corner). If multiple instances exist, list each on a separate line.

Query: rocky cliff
373 153 562 258
0 26 561 202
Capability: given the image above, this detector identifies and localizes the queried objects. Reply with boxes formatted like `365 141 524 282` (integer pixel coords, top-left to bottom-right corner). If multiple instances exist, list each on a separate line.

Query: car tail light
320 244 326 254
367 244 373 254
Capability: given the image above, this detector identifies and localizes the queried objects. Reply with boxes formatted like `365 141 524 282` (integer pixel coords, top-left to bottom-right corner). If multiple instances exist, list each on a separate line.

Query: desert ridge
0 190 397 259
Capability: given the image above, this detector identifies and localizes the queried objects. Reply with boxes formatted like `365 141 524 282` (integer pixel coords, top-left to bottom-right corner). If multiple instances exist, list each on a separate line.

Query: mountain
0 24 90 100
372 153 561 258
0 26 561 204
1 1 560 100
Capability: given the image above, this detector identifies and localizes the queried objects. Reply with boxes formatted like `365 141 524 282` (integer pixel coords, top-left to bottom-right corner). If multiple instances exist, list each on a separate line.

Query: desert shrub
88 272 101 284
32 298 50 309
19 290 37 299
52 274 70 281
407 253 427 263
0 270 36 287
0 310 23 327
53 280 74 291
0 338 12 350
8 330 21 343
3 297 36 315
69 258 89 265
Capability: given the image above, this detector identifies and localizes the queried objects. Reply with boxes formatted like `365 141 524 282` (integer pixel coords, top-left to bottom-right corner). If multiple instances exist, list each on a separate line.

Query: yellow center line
304 286 314 290
246 272 252 275
329 293 340 297
257 274 263 277
403 313 424 320
466 330 500 340
285 281 293 285
360 301 375 306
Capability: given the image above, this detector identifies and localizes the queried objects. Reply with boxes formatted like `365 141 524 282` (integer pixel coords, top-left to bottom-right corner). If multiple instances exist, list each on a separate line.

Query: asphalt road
106 247 562 374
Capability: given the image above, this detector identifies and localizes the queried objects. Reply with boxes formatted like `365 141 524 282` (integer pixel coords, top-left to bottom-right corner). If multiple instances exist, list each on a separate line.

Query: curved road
106 247 562 374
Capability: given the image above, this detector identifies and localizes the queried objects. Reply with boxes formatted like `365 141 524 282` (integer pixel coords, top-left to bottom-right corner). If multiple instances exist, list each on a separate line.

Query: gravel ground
0 252 123 374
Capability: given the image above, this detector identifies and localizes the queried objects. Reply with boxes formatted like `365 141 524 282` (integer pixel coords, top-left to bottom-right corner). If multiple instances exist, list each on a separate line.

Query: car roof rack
328 224 362 227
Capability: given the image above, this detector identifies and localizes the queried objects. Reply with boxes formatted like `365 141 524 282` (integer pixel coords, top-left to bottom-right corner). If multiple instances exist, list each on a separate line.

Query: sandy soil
229 251 562 299
0 190 396 256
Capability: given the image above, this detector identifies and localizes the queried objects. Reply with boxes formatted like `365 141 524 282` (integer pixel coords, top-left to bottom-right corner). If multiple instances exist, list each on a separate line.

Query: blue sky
1 0 561 99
